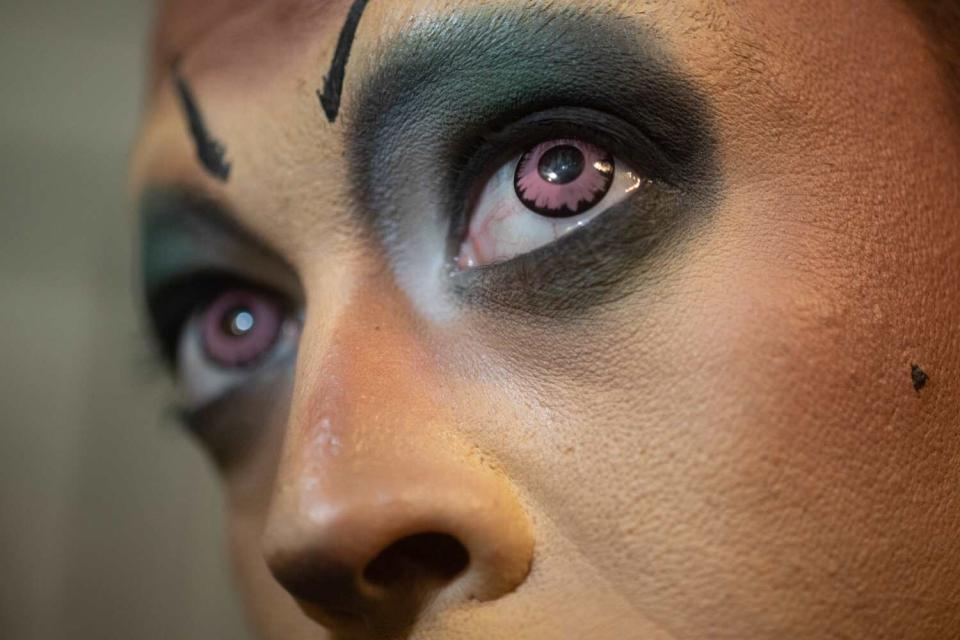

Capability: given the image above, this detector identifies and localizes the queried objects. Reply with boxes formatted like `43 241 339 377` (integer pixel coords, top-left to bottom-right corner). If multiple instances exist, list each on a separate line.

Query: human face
133 1 960 638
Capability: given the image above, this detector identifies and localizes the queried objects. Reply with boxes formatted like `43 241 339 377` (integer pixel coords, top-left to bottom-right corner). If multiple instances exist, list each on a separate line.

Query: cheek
458 194 958 636
657 235 960 634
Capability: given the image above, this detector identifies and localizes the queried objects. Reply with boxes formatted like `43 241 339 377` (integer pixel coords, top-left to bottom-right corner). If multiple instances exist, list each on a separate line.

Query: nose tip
263 482 534 636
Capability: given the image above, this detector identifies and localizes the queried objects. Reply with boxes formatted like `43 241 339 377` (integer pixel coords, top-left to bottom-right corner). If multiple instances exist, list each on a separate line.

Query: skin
132 1 960 638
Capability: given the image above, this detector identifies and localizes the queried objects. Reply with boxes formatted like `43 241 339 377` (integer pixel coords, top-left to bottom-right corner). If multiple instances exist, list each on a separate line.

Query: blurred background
0 1 254 638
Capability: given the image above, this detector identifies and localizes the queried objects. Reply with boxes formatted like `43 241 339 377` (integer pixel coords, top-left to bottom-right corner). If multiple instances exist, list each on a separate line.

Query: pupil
538 145 585 185
222 307 255 337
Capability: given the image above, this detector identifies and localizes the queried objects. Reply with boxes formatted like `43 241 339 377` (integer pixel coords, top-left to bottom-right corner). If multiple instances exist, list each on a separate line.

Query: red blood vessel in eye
514 139 614 217
201 290 283 368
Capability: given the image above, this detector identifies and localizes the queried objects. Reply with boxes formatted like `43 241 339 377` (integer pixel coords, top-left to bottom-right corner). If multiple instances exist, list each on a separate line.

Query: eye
177 287 300 407
456 138 648 269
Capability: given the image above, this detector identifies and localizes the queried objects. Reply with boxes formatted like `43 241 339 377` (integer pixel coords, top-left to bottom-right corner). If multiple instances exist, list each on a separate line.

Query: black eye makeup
348 5 719 318
140 189 302 467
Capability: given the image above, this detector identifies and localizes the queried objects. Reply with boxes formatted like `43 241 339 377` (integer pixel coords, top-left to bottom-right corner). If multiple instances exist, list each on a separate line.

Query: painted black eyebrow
317 0 370 122
173 68 232 181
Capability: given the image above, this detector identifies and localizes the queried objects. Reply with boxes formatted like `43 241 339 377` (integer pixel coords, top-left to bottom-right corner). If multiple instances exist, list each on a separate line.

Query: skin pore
134 1 960 639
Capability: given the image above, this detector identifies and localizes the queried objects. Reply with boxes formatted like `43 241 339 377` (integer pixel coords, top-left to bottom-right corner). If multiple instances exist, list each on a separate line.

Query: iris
202 290 284 368
514 139 614 218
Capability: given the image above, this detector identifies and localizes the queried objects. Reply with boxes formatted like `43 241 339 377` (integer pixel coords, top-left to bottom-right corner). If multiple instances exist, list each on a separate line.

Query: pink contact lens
200 289 283 368
514 139 614 217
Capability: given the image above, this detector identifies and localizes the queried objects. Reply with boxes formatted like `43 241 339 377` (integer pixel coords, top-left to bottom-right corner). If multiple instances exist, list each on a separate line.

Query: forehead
148 0 723 74
145 0 925 137
149 0 350 88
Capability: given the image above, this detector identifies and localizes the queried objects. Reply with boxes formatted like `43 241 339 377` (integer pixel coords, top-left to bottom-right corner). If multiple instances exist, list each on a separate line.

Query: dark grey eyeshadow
345 4 721 318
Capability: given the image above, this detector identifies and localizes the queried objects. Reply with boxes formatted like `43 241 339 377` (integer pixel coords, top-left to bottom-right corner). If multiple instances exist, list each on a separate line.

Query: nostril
363 532 470 589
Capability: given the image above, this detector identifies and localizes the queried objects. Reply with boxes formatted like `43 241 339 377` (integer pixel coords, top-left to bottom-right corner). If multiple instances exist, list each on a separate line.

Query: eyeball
178 288 300 407
456 138 648 269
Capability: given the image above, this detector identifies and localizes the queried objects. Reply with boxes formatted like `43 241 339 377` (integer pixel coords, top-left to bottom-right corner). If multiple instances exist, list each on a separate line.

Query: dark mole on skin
317 0 370 122
911 364 929 392
172 66 231 181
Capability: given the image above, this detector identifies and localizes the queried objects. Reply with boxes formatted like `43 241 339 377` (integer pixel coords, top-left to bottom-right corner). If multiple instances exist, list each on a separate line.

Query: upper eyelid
139 188 301 302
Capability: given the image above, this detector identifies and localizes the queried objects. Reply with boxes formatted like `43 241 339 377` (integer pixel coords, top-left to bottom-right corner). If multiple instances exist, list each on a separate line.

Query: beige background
0 1 255 638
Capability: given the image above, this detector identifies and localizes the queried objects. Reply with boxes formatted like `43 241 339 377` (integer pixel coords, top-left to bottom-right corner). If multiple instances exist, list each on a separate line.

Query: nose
265 464 533 635
261 286 534 636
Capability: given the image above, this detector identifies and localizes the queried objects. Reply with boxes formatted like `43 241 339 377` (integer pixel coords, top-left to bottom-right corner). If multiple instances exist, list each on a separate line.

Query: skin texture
132 1 960 638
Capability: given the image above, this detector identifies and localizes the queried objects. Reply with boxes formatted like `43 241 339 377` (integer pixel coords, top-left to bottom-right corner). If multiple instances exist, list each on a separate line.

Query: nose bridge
262 278 534 632
273 279 455 515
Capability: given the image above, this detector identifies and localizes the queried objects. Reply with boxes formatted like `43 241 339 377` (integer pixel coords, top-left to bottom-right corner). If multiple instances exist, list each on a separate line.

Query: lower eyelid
177 369 294 471
447 176 693 318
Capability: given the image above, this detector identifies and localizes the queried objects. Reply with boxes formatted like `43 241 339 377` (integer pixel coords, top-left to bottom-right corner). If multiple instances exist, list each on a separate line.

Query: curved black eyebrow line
172 67 232 182
317 0 370 122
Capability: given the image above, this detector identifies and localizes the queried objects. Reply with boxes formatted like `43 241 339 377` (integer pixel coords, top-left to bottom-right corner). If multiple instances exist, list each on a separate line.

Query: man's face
134 1 960 638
